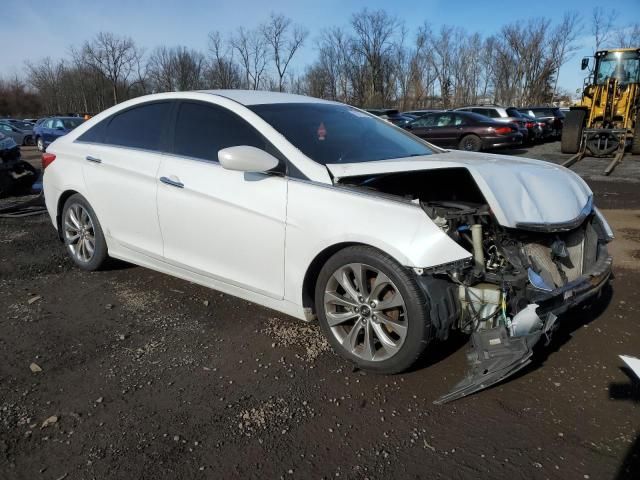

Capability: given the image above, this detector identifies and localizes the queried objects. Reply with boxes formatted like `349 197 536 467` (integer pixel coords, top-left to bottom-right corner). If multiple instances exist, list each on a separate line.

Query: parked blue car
34 117 84 152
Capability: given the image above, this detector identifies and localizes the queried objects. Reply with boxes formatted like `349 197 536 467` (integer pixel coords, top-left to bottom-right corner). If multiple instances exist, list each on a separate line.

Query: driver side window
172 102 284 169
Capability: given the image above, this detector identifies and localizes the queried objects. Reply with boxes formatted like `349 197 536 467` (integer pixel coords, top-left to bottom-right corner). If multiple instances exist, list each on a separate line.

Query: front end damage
337 166 613 402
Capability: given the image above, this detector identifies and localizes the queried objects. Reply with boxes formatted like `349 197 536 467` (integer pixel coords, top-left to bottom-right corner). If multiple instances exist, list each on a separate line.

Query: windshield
595 51 640 85
249 103 435 165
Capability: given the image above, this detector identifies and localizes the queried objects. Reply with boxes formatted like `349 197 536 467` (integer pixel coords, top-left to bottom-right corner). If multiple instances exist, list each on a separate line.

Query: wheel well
55 190 79 240
301 242 364 317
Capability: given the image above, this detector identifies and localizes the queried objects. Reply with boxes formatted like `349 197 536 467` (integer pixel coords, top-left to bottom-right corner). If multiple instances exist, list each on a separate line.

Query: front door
156 100 287 299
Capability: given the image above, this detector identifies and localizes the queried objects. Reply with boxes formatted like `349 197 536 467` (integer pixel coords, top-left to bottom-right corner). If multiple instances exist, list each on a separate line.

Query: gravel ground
1 144 639 479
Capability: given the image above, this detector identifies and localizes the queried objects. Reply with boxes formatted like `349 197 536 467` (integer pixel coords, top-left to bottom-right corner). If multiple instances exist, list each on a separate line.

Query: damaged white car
42 91 613 402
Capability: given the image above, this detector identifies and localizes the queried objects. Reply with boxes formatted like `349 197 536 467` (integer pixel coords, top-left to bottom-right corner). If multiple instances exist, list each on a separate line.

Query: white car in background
42 91 613 402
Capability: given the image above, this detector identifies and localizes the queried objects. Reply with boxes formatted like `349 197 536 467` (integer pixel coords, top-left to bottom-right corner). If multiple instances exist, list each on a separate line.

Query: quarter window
172 102 269 162
104 102 171 151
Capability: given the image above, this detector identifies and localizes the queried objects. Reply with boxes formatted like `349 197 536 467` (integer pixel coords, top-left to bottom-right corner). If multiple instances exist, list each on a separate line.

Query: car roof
199 89 336 106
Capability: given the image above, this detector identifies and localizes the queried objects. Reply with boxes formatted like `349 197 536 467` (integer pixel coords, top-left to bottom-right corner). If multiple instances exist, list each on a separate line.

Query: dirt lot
1 144 639 479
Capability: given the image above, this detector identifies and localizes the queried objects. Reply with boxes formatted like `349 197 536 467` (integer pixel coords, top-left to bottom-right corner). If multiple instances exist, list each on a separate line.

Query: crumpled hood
326 151 592 229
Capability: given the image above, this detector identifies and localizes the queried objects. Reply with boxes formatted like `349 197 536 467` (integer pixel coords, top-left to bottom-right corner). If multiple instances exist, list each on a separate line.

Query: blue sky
2 0 639 92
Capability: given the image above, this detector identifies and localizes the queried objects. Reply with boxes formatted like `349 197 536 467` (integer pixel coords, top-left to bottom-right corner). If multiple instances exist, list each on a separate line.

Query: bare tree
147 46 175 91
549 10 581 101
147 46 204 92
591 7 618 52
261 13 307 92
231 27 269 89
206 32 241 89
350 9 402 106
614 23 640 48
81 32 141 104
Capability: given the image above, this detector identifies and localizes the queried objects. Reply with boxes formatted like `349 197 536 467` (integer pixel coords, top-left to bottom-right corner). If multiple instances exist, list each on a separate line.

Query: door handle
85 155 101 163
160 176 184 188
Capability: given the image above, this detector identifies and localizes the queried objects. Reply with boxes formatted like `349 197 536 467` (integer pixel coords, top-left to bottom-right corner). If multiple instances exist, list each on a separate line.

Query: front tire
561 110 585 154
61 194 108 271
36 136 45 152
315 246 432 374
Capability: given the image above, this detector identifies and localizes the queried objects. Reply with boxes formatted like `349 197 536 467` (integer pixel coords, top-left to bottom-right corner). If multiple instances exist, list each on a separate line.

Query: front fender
284 179 471 305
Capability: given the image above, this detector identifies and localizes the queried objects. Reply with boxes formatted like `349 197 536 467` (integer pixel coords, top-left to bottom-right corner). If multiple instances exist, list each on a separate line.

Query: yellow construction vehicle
562 48 640 175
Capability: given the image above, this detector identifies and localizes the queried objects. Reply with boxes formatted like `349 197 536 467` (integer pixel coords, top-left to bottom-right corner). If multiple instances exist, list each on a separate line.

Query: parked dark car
518 112 545 143
517 107 564 139
403 111 522 151
3 119 35 129
454 105 530 144
365 109 415 127
0 121 33 146
33 116 84 152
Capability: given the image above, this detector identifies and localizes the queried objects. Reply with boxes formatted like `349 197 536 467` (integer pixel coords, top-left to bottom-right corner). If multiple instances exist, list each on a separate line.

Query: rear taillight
494 127 512 135
42 153 56 169
525 121 534 128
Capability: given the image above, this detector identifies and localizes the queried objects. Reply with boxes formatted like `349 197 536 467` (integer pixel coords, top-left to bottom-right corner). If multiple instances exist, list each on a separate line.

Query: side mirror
218 146 279 173
581 58 589 70
55 126 65 131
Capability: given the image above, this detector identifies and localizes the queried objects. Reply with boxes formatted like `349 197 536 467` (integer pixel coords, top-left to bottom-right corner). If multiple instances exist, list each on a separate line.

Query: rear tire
315 246 432 374
61 194 108 271
458 134 482 152
631 108 640 155
561 110 585 154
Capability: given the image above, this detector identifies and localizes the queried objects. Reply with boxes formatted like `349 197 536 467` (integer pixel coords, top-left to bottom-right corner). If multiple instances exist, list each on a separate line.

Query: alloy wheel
323 263 408 362
63 203 96 263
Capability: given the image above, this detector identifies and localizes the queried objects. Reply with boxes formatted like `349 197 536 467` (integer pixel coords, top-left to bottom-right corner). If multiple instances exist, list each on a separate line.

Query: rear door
79 101 172 257
156 100 287 299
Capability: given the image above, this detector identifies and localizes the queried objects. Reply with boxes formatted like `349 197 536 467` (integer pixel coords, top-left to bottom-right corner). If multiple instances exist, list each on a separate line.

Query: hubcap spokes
64 204 96 263
324 263 408 362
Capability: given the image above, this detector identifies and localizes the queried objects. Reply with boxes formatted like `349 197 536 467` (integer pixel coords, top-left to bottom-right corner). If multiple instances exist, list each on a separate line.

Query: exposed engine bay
339 167 613 403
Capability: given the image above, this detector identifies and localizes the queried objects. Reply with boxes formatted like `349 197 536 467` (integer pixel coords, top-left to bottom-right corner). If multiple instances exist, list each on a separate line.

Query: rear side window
105 102 171 151
77 119 107 144
172 102 268 162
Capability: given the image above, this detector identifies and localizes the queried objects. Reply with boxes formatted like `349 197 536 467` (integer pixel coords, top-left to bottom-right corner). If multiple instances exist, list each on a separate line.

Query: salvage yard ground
1 144 639 479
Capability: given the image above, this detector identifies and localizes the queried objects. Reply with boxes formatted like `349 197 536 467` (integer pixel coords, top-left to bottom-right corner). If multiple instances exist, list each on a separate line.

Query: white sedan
42 91 613 402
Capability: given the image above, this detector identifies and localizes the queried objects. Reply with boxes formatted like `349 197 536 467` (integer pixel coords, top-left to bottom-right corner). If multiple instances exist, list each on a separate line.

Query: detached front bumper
435 244 613 405
530 246 613 317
